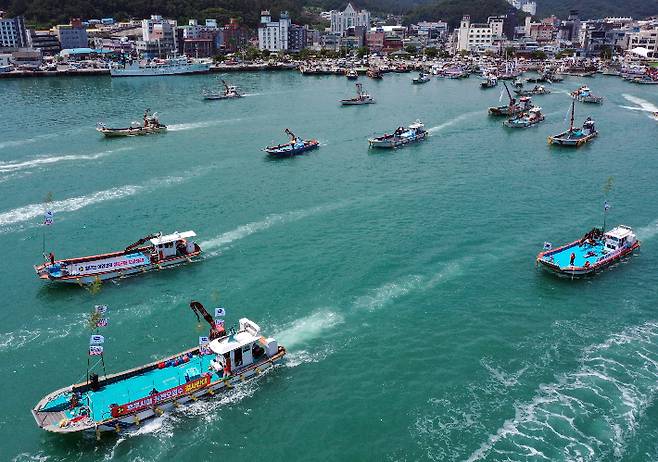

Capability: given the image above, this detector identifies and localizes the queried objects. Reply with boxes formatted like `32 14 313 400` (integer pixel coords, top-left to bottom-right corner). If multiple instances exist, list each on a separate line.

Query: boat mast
503 82 512 103
569 100 575 132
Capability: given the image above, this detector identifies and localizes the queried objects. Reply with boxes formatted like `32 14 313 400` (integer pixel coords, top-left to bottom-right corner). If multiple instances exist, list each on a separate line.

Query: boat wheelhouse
32 315 285 435
488 83 532 116
503 107 545 128
35 231 201 285
340 83 375 105
514 85 550 96
97 109 166 137
548 101 598 147
412 72 430 84
368 120 427 149
264 128 319 158
537 225 640 276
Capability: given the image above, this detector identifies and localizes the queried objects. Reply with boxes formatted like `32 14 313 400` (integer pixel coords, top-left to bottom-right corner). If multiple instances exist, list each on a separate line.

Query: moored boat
34 231 200 285
514 85 550 96
412 72 430 84
110 57 210 77
32 307 285 435
345 68 358 80
203 80 242 100
366 67 383 79
488 83 533 116
570 86 604 104
548 101 598 147
264 128 319 157
96 109 166 137
368 120 427 149
503 107 545 128
537 225 639 277
481 75 498 88
340 83 375 105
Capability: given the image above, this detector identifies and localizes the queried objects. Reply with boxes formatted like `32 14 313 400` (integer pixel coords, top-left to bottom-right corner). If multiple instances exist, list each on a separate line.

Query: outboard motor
90 373 100 391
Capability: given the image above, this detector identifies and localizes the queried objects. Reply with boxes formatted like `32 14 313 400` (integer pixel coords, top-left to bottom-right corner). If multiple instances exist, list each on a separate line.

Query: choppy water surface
1 72 658 461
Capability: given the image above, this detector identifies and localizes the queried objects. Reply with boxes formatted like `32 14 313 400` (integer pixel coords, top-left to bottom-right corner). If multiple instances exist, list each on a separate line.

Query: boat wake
467 321 658 461
353 275 424 310
0 147 133 174
428 111 481 134
635 218 658 241
621 94 658 113
0 133 59 151
200 202 348 257
0 174 187 233
274 309 344 349
167 118 242 132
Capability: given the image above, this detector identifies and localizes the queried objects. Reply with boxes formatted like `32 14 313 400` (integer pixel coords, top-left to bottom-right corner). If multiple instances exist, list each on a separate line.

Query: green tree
424 47 438 59
556 49 576 59
600 46 613 60
356 46 369 59
530 50 547 60
405 45 418 55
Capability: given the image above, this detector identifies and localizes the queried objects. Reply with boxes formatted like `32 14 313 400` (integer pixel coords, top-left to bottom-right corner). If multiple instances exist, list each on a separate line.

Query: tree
600 46 613 60
504 46 516 58
556 49 576 59
530 50 547 60
244 46 261 61
356 46 369 59
424 47 438 59
405 45 417 55
261 49 271 59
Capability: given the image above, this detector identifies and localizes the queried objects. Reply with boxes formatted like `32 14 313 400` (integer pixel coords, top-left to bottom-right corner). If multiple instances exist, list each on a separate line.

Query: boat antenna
602 177 614 232
285 128 296 142
42 192 54 257
503 82 512 102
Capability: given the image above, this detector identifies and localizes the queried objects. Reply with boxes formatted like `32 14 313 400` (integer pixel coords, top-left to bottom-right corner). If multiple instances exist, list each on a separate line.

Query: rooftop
150 230 196 245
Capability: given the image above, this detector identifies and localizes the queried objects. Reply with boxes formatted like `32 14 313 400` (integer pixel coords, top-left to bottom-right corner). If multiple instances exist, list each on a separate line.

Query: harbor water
1 71 658 461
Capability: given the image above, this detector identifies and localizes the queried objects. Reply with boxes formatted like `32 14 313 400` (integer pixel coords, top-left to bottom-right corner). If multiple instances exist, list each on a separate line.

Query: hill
404 0 521 28
536 0 658 19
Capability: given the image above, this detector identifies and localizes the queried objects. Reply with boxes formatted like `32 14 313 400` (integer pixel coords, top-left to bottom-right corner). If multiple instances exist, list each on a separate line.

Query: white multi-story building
330 3 370 36
628 26 658 58
258 10 290 52
457 16 495 52
0 15 28 49
137 15 177 57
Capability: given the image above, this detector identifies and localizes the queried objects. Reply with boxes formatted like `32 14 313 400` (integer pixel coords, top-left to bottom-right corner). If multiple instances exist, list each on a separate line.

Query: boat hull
265 140 319 157
548 131 597 146
340 99 374 105
32 346 286 434
368 131 428 149
503 115 544 128
34 246 201 284
110 63 210 77
97 126 167 137
537 240 640 277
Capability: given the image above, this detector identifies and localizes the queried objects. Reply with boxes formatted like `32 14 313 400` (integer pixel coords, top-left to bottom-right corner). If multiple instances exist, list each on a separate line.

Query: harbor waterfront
1 71 658 461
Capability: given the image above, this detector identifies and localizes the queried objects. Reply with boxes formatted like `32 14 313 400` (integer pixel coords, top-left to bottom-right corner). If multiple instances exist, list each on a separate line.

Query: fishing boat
503 107 545 128
34 231 200 285
514 85 550 96
96 109 166 137
32 305 285 435
368 120 427 149
570 86 604 104
412 72 430 84
536 225 639 277
513 78 524 88
481 75 498 88
548 101 598 147
203 80 242 100
345 68 358 80
366 67 383 79
488 83 533 116
264 129 319 158
340 83 375 105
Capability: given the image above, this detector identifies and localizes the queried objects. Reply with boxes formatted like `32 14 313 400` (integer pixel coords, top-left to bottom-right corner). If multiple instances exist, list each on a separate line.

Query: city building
258 10 290 52
330 4 370 36
628 25 658 58
0 15 29 50
457 16 494 52
137 15 177 58
506 0 536 16
288 24 308 52
220 18 249 53
28 30 62 56
179 19 219 57
55 18 89 49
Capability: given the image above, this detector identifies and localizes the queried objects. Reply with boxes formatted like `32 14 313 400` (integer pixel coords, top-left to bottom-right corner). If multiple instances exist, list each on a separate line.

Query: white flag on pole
89 345 104 356
214 307 225 318
90 334 105 345
44 210 54 226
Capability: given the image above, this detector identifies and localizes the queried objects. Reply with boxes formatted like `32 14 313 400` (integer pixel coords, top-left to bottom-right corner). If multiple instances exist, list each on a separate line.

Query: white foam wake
167 118 241 132
621 94 658 113
0 147 132 174
353 275 424 310
200 202 346 254
0 175 186 231
428 111 482 134
467 321 658 462
636 218 658 241
274 310 344 349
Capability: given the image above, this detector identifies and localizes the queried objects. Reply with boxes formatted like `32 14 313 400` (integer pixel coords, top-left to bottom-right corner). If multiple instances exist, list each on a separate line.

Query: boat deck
66 354 218 422
540 240 606 269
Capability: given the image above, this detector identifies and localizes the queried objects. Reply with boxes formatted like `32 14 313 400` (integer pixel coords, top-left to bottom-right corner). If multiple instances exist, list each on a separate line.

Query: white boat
368 121 428 148
340 83 375 105
32 313 285 435
35 231 201 284
96 109 166 137
204 80 242 100
110 57 210 77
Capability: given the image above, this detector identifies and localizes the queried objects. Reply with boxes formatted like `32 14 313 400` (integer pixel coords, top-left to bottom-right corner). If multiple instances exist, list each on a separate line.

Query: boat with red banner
34 231 201 285
32 304 285 436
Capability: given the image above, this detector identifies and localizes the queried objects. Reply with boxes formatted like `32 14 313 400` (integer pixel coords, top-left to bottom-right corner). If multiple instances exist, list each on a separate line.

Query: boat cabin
208 319 278 375
603 226 637 252
150 230 197 259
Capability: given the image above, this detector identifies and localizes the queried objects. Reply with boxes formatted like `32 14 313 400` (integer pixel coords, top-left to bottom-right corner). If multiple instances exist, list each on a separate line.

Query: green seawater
1 71 658 461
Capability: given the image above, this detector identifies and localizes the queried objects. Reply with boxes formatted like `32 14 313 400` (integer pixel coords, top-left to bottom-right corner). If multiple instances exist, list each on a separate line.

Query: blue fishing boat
548 101 598 147
368 120 428 149
32 303 285 436
264 129 319 157
537 225 639 277
570 85 604 104
503 107 545 128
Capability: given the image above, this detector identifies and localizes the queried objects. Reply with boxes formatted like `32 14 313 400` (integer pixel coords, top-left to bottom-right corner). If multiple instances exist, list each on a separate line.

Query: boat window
234 346 243 366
